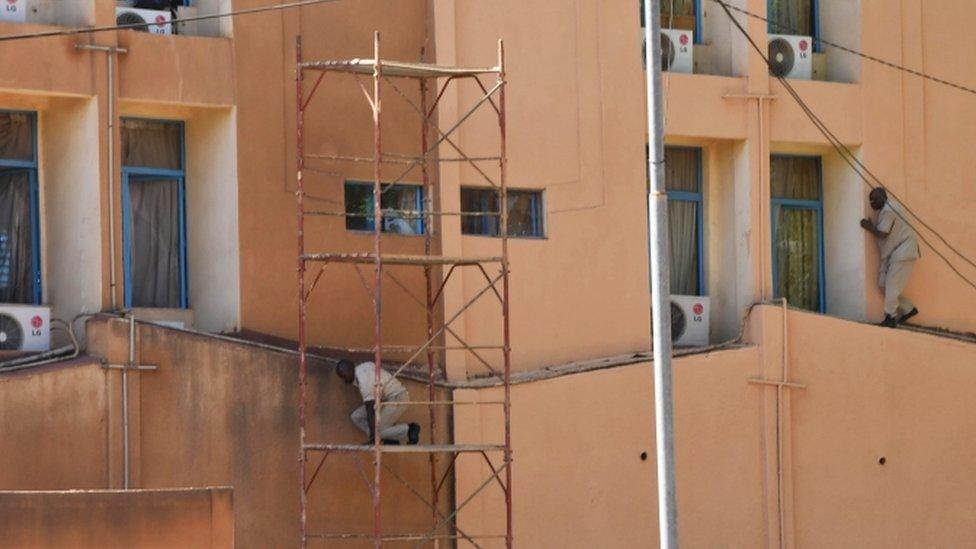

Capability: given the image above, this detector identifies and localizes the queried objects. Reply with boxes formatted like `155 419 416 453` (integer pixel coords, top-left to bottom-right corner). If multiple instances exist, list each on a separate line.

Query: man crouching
336 359 420 445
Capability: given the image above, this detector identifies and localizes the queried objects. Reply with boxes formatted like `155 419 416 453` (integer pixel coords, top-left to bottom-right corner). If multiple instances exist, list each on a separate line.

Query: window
768 0 821 51
460 188 544 238
664 146 704 296
121 118 187 309
344 182 424 235
770 155 825 312
0 112 40 305
639 0 701 40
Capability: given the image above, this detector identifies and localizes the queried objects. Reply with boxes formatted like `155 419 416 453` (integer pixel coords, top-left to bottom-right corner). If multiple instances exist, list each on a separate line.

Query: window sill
345 230 427 239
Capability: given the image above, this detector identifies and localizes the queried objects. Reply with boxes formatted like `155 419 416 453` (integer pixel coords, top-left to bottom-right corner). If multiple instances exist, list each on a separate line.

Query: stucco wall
0 488 233 548
455 305 976 547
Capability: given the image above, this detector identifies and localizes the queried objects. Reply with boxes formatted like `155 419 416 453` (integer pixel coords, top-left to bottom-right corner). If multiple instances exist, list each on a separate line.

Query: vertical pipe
123 315 134 489
108 51 118 310
644 0 679 547
371 31 384 549
777 297 788 548
759 99 767 301
419 76 441 543
295 36 309 549
497 39 514 549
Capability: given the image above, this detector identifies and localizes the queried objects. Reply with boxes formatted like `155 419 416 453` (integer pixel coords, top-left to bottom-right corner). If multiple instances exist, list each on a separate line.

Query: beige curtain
507 192 536 237
0 171 34 304
770 155 819 200
121 119 182 169
665 147 701 295
0 113 33 161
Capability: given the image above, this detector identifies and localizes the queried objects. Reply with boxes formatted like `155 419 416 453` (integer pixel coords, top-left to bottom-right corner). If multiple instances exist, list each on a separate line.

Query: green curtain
768 0 813 36
774 207 820 311
640 0 696 29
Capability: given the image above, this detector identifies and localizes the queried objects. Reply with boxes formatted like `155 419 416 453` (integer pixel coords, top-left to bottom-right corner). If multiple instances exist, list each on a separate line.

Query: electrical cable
0 0 342 43
713 0 976 294
706 0 976 98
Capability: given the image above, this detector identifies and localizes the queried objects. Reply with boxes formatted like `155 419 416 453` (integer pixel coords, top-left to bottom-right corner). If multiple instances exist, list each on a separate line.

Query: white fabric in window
129 179 181 308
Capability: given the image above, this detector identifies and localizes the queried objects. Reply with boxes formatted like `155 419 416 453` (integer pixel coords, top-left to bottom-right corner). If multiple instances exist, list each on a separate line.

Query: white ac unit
0 0 60 24
671 295 709 347
660 28 694 74
116 7 172 35
0 304 50 352
767 33 813 80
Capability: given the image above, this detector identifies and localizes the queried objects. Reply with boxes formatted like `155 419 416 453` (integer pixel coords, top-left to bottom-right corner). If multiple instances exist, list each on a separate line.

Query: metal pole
124 315 134 489
643 0 678 547
295 36 309 549
371 31 384 549
497 39 514 549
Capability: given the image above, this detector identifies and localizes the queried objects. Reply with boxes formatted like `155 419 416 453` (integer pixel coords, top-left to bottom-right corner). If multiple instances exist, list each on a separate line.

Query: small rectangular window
121 119 183 170
460 188 544 238
664 146 704 296
344 182 424 235
768 0 819 43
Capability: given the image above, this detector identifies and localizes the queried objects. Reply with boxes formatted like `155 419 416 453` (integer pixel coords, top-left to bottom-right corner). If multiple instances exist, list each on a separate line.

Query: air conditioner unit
641 27 694 74
671 295 709 347
0 304 50 352
0 0 60 24
767 33 813 80
116 7 172 35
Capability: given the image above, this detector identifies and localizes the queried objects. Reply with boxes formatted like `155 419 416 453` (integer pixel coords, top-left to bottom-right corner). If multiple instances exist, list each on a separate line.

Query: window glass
768 0 814 36
460 188 544 238
344 183 424 235
128 178 182 308
774 206 821 311
665 147 700 193
640 0 696 31
0 169 35 304
664 146 702 295
0 112 34 162
770 155 820 200
121 119 182 170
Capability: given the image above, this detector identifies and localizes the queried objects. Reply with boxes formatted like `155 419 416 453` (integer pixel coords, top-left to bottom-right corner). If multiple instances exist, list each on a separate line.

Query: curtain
641 0 696 29
768 0 813 36
508 192 536 237
775 207 819 311
668 200 699 295
770 155 819 200
129 178 181 308
121 119 182 170
665 147 700 294
0 113 33 161
0 171 34 304
460 188 492 235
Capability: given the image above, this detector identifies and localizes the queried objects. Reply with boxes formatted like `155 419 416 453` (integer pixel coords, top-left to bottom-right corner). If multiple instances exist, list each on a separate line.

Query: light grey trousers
351 391 410 442
881 259 916 317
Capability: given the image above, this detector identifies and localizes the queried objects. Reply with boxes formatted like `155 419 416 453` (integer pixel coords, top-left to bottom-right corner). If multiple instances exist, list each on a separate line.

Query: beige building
2 0 976 547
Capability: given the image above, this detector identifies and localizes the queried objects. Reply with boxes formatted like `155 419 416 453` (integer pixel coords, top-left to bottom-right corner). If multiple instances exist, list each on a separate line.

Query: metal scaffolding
295 32 513 547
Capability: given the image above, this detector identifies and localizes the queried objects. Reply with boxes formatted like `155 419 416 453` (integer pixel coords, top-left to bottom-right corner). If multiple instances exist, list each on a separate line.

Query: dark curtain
0 113 33 161
129 179 181 308
460 188 495 235
774 207 820 311
507 191 537 237
0 171 34 304
768 0 814 36
459 188 541 237
770 155 819 200
121 119 182 169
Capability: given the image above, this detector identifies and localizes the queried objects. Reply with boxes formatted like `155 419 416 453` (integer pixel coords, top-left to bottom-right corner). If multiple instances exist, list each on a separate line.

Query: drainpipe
644 0 678 547
75 44 127 310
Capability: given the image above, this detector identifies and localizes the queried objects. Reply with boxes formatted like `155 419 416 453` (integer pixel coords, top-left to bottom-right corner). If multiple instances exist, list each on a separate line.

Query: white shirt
353 361 407 402
876 202 920 263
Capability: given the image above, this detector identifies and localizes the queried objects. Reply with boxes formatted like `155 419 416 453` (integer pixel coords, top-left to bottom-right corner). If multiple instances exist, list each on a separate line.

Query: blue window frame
0 111 40 305
770 155 825 312
460 188 545 239
344 181 425 235
767 0 822 52
640 0 703 44
121 118 187 309
664 146 705 296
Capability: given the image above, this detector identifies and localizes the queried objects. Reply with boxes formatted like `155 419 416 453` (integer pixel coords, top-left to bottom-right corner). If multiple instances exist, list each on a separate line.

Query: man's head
336 360 355 384
869 187 888 211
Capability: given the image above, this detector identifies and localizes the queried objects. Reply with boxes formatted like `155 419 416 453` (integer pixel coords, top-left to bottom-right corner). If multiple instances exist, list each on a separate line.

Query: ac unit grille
768 37 796 77
0 313 24 351
117 11 150 31
670 301 687 341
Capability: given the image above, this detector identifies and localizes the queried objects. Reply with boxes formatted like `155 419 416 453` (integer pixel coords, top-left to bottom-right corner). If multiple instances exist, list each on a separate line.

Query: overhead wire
706 0 976 98
712 0 976 294
0 0 342 43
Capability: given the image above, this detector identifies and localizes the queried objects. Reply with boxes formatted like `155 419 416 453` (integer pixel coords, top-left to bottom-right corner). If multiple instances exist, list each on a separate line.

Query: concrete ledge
0 487 233 548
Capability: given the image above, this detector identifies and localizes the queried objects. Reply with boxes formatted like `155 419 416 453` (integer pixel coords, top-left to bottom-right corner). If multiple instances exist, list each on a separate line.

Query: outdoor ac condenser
671 295 710 347
0 304 50 352
767 33 813 80
0 0 61 24
116 6 173 35
659 28 694 74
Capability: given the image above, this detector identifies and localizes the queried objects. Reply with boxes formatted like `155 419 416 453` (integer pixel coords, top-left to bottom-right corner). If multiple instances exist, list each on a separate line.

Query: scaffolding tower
295 32 513 547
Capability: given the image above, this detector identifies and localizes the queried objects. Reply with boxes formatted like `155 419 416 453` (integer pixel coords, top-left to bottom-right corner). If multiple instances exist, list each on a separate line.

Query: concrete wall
455 305 976 547
0 318 450 547
0 488 233 548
